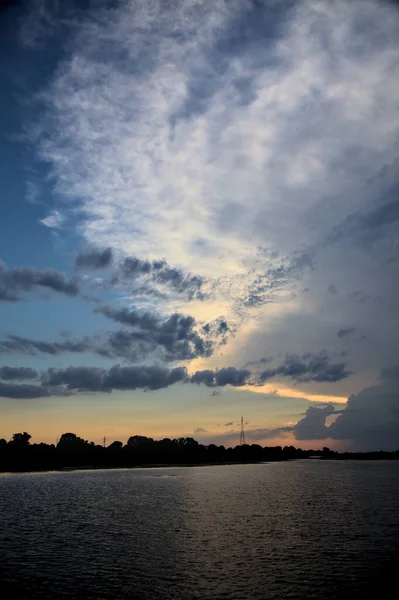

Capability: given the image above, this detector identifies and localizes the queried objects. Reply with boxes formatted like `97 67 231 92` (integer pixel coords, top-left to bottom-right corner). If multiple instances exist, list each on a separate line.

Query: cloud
0 302 230 363
337 327 355 338
20 0 399 408
0 381 50 399
118 256 206 301
97 305 216 361
76 247 113 269
242 251 315 308
194 427 208 434
42 366 105 391
327 367 399 450
0 334 93 356
41 364 189 392
40 210 64 229
0 366 38 380
260 351 350 383
36 0 399 291
293 403 336 440
290 366 399 450
190 367 251 387
0 361 256 398
215 367 251 387
328 198 399 263
105 364 187 391
224 422 234 427
0 261 79 301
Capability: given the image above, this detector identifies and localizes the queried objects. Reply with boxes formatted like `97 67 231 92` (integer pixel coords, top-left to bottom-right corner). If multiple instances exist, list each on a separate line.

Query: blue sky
1 0 399 451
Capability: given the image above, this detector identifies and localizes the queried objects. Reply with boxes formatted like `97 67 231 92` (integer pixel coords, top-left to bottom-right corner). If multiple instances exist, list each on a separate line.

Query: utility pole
240 416 246 446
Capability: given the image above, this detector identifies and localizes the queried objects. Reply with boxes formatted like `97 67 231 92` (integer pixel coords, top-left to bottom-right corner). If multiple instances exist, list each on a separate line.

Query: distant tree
126 435 154 449
207 444 218 453
57 432 91 450
250 444 263 451
10 432 31 445
33 443 55 449
108 441 123 450
176 437 198 448
322 446 334 456
0 438 7 449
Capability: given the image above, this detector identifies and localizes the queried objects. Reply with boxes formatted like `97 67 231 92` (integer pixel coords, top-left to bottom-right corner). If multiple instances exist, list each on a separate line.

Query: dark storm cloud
0 334 93 356
0 362 256 398
0 381 50 399
119 256 206 300
290 366 399 450
215 367 251 386
42 364 188 392
97 305 215 360
328 197 399 263
330 198 399 242
0 303 227 362
293 404 336 440
259 351 350 383
337 327 355 338
190 367 251 387
0 261 79 301
76 247 113 269
0 366 38 380
190 369 215 386
43 366 105 391
104 365 188 390
97 305 158 329
327 368 399 450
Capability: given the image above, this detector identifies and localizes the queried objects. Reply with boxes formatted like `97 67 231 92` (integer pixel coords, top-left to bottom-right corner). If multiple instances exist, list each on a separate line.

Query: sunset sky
0 0 398 450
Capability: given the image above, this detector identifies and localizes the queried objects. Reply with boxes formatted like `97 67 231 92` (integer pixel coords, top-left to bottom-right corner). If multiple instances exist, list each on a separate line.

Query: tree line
0 432 398 472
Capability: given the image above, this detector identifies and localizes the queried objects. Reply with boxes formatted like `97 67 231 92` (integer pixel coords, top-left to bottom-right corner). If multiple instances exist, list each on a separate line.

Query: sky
0 0 398 451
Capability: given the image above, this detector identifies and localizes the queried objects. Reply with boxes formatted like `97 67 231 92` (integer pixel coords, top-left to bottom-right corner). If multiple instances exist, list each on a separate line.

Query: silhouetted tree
126 435 154 449
57 432 91 450
108 441 123 450
10 432 31 445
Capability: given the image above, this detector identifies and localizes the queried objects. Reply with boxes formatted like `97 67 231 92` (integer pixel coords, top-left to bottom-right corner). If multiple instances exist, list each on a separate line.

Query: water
1 461 399 600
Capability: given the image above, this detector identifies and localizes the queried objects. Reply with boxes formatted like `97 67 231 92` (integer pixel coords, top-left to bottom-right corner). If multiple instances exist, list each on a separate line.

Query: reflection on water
1 461 399 599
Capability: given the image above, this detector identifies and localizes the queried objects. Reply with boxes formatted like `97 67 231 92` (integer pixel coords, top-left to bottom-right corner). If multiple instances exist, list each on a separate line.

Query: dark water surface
1 461 399 599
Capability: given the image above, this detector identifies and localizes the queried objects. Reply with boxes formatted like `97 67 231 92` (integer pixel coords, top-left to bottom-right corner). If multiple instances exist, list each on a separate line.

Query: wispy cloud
40 209 65 229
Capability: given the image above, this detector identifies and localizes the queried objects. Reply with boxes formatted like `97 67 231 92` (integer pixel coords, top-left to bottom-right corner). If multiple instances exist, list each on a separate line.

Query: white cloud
34 0 399 389
40 210 65 229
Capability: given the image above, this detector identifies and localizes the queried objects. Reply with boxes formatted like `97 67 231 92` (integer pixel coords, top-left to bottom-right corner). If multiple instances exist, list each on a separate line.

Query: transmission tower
103 436 107 448
240 416 246 446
